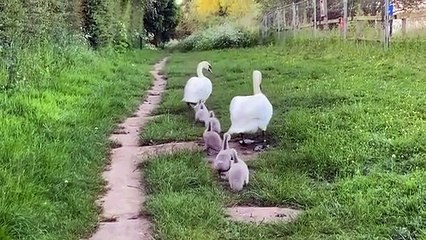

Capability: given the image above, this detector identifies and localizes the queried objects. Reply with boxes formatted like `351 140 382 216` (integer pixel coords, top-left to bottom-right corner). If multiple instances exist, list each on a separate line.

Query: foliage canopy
144 0 180 46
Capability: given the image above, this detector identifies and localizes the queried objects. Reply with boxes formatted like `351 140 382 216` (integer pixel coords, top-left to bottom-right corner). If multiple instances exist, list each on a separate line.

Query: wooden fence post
296 3 300 30
313 0 317 37
303 2 308 26
292 2 297 36
323 0 329 30
283 7 287 29
401 18 407 37
343 0 348 39
356 20 362 40
277 10 281 40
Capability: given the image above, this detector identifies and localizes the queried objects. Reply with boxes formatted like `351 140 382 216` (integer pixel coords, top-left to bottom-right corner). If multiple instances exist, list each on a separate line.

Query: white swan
226 70 273 144
182 61 213 107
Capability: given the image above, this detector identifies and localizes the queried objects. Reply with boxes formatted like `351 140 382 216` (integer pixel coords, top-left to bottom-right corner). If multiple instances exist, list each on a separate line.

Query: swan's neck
207 120 212 131
253 80 261 95
197 65 205 78
222 137 229 150
232 151 238 163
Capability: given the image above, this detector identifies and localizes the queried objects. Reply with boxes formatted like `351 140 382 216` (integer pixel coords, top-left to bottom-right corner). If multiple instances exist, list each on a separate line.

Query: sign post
388 1 394 37
384 0 390 48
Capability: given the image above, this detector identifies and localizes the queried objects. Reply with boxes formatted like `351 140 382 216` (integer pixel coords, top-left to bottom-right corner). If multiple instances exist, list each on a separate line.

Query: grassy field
142 40 426 239
0 49 162 240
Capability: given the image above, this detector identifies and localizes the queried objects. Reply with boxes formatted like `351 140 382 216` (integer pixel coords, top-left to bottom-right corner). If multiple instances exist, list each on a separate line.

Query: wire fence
261 0 426 46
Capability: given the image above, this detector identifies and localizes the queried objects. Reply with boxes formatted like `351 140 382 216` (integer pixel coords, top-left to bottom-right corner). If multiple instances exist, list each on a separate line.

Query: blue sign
388 3 394 16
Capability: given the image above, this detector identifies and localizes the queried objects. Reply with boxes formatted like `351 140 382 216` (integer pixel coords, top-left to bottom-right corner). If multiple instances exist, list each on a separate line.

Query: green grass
142 40 426 239
0 49 162 239
140 113 203 145
144 151 224 240
144 151 297 240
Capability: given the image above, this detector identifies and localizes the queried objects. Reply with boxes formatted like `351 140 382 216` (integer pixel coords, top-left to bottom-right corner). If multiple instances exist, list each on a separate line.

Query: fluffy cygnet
194 100 210 124
213 133 233 178
202 119 222 155
228 149 249 192
204 110 221 134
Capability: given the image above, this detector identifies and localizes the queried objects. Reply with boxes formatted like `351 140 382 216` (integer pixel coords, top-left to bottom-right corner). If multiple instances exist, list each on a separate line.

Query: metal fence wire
260 0 403 46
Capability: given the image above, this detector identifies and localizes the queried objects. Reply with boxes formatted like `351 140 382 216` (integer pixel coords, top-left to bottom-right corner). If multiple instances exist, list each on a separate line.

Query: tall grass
0 39 162 239
0 1 158 239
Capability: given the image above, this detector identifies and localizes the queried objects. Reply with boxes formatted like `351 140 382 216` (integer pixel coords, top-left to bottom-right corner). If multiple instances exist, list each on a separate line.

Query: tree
81 0 114 48
193 0 258 18
129 0 145 48
143 0 179 46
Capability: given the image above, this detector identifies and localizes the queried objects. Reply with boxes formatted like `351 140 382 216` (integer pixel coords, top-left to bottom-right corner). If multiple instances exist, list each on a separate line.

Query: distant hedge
168 23 259 52
0 0 145 49
0 0 146 90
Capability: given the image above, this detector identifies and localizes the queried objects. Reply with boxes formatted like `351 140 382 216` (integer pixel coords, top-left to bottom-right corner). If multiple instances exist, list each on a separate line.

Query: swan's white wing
228 94 273 134
230 94 272 121
183 77 212 103
183 77 200 102
254 94 273 130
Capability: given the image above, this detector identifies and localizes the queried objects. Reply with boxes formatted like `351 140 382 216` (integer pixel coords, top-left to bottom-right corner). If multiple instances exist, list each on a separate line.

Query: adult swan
182 61 213 108
226 70 273 146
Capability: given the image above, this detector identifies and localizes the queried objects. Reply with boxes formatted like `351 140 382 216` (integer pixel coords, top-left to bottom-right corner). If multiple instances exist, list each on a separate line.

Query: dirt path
89 58 168 240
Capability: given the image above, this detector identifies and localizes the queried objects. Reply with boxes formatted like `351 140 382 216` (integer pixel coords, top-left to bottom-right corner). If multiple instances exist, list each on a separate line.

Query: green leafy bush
170 23 258 52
